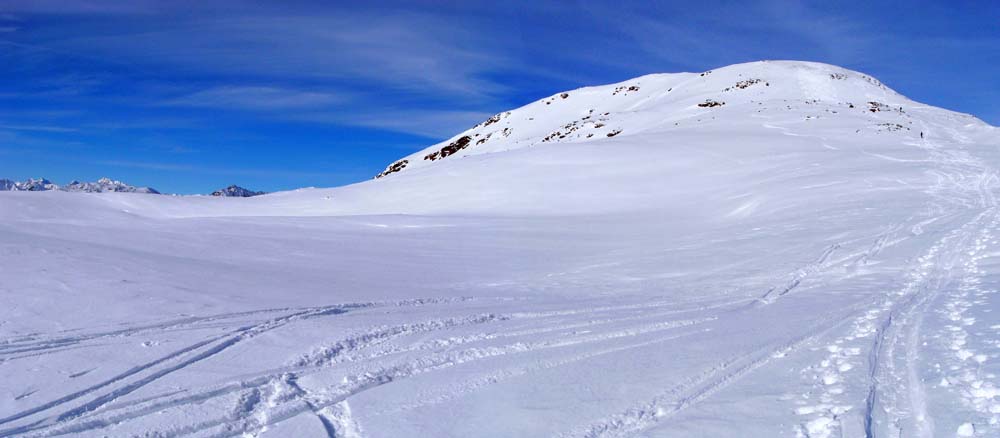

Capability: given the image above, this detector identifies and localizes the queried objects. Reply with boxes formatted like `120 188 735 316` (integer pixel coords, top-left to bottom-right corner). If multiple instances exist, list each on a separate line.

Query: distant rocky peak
210 185 266 197
17 178 59 191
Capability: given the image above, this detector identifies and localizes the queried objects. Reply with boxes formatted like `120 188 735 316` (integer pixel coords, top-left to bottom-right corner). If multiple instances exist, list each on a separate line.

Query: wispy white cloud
3 7 521 140
574 0 875 71
79 117 198 131
0 123 76 132
292 109 493 139
0 0 162 15
51 11 516 102
162 86 345 110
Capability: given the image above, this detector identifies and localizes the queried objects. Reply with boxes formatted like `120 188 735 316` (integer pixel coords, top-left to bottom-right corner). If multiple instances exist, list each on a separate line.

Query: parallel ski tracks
2 295 748 438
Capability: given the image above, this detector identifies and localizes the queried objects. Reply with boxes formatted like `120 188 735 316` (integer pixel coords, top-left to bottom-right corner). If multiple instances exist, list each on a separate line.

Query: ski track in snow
791 121 1000 438
935 214 1000 437
10 187 1000 437
794 209 990 438
2 294 742 437
0 297 502 437
566 304 865 438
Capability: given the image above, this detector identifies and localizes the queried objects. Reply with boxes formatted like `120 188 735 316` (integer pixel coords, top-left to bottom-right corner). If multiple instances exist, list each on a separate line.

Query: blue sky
1 0 997 194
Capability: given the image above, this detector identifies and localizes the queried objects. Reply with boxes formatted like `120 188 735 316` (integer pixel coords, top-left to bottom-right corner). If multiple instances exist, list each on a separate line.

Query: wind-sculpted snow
2 61 1000 437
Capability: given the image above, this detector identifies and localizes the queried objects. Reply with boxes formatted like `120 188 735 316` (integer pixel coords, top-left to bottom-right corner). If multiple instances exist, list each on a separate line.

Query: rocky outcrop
375 160 409 179
210 185 266 197
698 100 726 108
424 135 473 161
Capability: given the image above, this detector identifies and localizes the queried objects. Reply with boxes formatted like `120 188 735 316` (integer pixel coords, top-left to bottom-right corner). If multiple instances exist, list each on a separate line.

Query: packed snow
2 61 999 437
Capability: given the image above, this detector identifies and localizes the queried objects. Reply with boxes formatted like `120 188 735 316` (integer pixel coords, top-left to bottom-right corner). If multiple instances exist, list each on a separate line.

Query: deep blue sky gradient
1 0 997 193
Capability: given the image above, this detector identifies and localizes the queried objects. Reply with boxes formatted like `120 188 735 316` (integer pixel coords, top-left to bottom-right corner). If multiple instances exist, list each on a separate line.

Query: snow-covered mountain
376 60 938 180
2 61 999 438
1 177 60 191
63 177 160 194
347 60 997 219
210 185 266 197
0 177 159 193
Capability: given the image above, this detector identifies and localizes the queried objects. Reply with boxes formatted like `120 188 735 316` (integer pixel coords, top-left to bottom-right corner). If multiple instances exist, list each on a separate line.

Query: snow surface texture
2 61 1000 437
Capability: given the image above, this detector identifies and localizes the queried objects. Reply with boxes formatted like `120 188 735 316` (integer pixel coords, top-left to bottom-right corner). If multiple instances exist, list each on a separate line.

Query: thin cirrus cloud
11 8 520 139
291 109 494 140
0 0 163 15
0 123 77 132
160 86 493 138
161 86 346 111
50 12 516 102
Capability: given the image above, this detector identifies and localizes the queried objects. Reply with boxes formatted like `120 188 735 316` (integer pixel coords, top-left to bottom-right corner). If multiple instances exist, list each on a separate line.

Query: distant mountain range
0 178 265 197
0 177 159 193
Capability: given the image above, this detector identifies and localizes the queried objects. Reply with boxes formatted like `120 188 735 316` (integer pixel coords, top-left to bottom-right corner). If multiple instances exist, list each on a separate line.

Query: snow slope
1 61 1000 438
